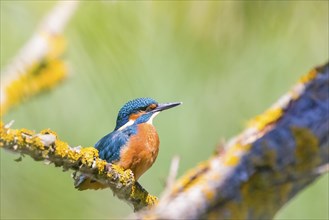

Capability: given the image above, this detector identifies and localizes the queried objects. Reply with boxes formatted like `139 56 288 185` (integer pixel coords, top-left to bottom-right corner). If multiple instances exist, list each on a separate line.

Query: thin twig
165 155 180 191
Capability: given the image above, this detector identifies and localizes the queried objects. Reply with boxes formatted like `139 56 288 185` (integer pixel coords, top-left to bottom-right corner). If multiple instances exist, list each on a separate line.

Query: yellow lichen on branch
0 122 157 211
247 67 321 132
0 1 78 115
1 55 67 115
248 108 283 130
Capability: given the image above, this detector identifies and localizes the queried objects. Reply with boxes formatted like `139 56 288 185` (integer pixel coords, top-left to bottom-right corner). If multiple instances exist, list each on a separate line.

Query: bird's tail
74 174 108 191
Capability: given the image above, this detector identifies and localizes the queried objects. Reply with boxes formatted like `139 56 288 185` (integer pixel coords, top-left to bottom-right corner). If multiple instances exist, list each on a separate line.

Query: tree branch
0 1 78 115
0 123 158 211
136 63 329 219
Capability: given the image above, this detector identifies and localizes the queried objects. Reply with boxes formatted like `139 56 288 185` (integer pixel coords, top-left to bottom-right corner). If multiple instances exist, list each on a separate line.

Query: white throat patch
118 119 135 131
147 112 160 125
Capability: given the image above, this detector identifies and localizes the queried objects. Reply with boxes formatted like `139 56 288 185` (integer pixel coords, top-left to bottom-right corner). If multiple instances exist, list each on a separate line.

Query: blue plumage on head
115 97 158 130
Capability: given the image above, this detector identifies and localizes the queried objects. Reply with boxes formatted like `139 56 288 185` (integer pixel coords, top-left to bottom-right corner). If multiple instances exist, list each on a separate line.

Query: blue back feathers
95 125 137 162
115 97 158 130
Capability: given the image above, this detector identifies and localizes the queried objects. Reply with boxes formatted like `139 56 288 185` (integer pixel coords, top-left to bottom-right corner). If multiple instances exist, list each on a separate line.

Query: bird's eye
137 107 148 113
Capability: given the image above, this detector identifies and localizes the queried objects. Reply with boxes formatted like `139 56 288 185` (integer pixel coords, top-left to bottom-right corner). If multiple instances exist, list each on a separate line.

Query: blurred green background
1 1 328 219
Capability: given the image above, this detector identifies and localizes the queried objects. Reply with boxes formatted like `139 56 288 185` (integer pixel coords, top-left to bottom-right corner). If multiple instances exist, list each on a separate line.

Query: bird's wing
95 127 136 163
75 127 136 191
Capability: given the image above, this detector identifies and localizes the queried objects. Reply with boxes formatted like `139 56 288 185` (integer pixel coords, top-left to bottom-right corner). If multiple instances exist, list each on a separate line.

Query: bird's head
114 97 181 131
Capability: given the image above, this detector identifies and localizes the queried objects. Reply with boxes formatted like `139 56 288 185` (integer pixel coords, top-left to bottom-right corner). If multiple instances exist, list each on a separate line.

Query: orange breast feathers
118 123 160 180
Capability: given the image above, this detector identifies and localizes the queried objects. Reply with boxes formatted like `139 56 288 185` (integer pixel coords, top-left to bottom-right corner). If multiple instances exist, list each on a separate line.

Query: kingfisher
75 97 181 190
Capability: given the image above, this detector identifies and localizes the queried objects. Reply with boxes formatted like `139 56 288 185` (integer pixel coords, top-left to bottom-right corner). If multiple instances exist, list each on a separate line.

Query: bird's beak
152 102 182 113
